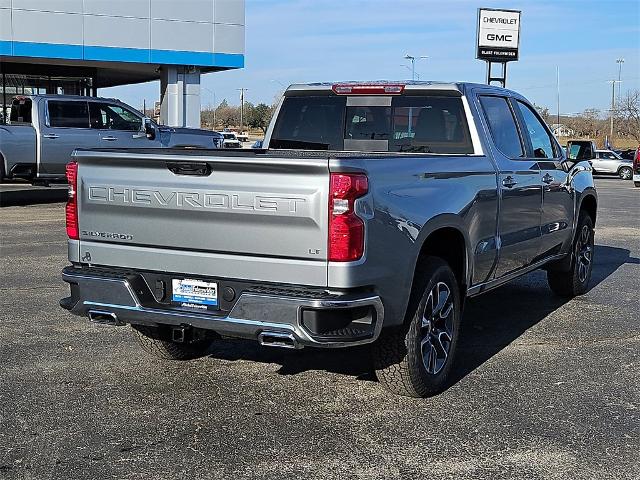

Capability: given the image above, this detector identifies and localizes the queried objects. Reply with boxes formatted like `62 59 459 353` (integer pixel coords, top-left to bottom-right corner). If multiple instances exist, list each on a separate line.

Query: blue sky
103 0 640 116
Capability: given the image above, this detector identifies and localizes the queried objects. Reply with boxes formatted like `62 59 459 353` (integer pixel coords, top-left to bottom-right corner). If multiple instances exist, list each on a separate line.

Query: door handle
502 176 517 188
101 136 118 141
542 173 554 184
42 133 59 139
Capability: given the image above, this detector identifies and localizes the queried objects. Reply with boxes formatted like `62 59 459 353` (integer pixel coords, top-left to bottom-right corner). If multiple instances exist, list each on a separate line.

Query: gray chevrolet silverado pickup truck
0 95 223 182
60 81 597 397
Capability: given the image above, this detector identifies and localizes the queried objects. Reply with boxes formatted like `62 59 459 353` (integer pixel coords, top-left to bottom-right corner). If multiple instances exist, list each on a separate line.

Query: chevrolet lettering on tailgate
87 185 307 214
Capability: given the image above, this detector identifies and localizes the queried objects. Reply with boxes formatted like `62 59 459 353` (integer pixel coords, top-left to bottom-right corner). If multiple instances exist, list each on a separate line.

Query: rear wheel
618 166 632 180
634 181 640 188
133 325 214 361
547 212 594 297
373 257 462 397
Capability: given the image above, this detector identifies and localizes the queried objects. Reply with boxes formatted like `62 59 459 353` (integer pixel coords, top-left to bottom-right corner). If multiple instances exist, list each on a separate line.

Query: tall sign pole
477 8 521 88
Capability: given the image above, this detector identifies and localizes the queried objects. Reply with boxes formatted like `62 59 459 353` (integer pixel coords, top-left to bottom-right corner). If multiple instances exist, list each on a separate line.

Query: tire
634 181 640 188
0 156 5 184
618 166 632 180
133 325 213 361
547 212 594 298
373 257 462 398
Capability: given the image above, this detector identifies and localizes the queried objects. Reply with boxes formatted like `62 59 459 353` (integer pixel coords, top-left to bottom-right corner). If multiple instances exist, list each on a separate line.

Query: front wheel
618 166 632 180
373 257 461 397
547 213 594 297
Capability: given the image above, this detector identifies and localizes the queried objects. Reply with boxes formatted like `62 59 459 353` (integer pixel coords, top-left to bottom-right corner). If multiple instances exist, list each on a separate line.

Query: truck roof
12 94 120 102
285 81 519 97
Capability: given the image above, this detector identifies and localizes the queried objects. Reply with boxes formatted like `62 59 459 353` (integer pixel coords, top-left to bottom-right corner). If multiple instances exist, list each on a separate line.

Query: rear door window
479 96 524 158
48 101 89 128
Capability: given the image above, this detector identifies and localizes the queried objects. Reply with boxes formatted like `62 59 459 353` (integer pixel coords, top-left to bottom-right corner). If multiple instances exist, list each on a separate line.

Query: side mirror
133 118 156 140
144 118 156 140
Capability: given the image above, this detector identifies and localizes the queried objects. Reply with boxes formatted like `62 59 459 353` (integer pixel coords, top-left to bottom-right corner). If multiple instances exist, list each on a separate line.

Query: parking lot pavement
0 181 68 207
0 178 638 480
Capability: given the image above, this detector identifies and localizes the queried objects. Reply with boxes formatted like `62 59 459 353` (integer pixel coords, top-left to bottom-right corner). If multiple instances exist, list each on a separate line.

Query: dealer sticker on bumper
172 278 218 310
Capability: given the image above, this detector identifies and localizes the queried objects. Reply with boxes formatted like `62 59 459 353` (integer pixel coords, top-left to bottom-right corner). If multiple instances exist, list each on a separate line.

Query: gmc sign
477 8 521 62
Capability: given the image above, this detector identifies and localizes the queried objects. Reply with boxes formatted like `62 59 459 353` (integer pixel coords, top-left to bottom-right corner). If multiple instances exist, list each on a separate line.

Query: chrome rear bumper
60 267 384 348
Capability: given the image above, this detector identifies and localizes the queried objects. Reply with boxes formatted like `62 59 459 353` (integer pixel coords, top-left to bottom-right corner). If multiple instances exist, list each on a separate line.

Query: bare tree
616 89 640 142
534 104 551 123
564 108 603 138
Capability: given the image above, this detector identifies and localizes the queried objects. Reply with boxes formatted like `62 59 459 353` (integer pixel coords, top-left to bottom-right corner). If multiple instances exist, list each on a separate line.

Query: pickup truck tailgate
73 149 329 285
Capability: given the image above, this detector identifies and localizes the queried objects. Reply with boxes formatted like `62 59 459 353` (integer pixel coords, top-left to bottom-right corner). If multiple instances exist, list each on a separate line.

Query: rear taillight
65 161 79 240
328 173 368 262
634 147 640 170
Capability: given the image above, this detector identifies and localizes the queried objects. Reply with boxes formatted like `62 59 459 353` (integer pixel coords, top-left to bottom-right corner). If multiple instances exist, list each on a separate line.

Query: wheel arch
411 217 470 300
579 192 598 226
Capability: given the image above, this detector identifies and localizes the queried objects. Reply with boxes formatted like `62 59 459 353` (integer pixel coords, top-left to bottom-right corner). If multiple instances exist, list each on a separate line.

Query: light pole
403 55 426 136
556 66 560 130
404 54 428 81
616 58 624 101
608 79 622 142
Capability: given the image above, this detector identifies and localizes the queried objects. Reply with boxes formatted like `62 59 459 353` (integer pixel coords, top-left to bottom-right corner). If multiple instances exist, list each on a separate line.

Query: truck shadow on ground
206 245 639 387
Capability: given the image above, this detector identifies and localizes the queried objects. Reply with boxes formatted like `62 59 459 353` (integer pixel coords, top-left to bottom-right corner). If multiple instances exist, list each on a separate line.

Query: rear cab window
269 94 474 154
9 97 33 124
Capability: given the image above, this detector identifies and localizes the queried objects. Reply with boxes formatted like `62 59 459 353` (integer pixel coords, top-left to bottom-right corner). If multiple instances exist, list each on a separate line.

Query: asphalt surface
1 178 638 480
0 181 68 207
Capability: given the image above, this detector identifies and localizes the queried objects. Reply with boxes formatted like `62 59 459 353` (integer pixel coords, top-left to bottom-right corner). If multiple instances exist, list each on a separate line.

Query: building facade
0 0 245 127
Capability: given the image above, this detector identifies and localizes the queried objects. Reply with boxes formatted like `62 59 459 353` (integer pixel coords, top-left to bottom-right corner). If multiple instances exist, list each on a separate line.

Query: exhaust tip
258 331 300 349
88 310 124 326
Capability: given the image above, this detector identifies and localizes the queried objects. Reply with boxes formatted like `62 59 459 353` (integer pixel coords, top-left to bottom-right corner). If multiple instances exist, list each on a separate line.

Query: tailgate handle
167 162 212 176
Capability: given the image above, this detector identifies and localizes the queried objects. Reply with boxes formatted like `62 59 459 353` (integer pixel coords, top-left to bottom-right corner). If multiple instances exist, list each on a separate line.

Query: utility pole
237 88 248 130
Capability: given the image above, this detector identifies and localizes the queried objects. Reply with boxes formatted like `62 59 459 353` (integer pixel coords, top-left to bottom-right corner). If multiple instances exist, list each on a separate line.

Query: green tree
246 103 275 133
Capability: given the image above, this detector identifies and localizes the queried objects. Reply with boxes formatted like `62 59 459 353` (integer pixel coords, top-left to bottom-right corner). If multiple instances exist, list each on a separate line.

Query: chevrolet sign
477 8 521 62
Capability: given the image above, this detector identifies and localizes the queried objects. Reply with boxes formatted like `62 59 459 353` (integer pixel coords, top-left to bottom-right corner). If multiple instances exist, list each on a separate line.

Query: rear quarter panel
328 154 498 326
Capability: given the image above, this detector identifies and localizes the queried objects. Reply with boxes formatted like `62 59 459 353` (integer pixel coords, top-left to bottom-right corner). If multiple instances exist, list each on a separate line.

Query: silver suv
592 149 634 179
